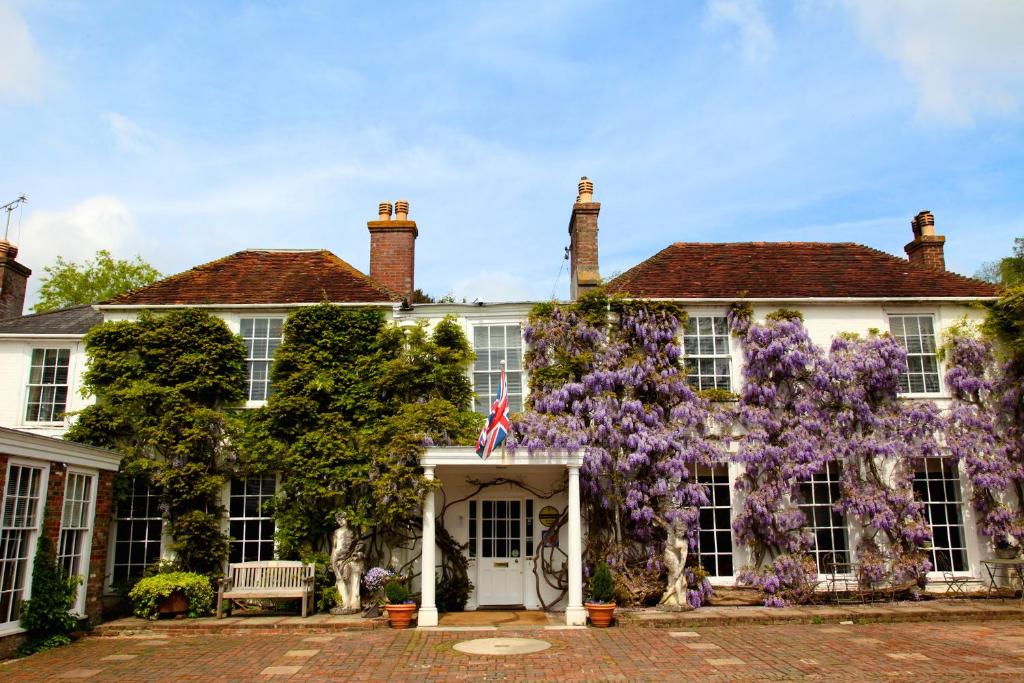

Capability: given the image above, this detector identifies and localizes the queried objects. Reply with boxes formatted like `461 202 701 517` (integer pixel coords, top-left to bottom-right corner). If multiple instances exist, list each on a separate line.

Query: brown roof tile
606 242 999 299
109 249 397 305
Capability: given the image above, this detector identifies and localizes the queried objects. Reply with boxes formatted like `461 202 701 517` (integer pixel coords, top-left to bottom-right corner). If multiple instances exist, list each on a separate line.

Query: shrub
384 579 410 604
588 562 615 603
129 572 214 619
17 536 80 656
437 573 473 612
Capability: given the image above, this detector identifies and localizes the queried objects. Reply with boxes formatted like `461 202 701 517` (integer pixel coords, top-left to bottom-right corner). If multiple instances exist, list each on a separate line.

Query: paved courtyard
3 619 1024 681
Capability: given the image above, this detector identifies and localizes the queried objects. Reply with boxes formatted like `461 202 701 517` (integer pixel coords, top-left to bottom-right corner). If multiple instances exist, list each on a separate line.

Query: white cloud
103 112 149 153
0 1 49 102
16 196 151 302
845 0 1024 125
703 0 777 64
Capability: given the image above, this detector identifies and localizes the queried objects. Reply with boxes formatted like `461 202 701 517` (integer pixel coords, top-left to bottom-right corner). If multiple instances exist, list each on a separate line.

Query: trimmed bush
129 572 214 619
588 562 615 604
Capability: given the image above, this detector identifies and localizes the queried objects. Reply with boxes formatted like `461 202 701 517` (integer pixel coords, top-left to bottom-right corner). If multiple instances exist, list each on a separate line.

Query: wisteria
511 293 725 603
943 324 1024 544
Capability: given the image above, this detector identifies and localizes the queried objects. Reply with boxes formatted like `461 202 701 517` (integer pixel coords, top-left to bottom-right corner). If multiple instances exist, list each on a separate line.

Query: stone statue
659 518 691 611
330 513 364 614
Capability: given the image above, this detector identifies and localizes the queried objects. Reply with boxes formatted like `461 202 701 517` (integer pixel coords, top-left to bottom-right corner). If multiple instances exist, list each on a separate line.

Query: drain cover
453 637 551 655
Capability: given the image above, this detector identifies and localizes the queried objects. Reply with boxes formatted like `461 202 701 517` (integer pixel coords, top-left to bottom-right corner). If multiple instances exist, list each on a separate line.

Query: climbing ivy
66 309 247 576
240 304 481 564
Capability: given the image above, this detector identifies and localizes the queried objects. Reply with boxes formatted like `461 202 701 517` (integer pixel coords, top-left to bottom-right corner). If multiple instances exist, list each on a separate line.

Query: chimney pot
395 200 409 221
378 201 393 221
577 177 594 203
905 210 945 271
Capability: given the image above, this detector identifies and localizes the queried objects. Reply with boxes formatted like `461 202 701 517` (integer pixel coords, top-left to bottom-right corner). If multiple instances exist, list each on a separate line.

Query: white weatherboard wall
0 336 91 437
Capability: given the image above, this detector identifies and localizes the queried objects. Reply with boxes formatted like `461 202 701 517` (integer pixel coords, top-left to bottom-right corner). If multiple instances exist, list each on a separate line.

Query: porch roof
420 447 583 468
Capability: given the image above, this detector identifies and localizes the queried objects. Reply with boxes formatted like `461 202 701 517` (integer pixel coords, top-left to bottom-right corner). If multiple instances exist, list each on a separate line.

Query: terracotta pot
585 602 616 628
385 603 417 629
158 591 189 616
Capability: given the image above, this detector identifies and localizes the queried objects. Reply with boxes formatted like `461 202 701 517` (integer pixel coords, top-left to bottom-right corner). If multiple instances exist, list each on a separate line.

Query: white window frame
22 346 73 425
798 461 852 575
239 317 285 405
224 475 278 565
682 315 733 392
914 457 971 576
57 468 98 616
887 313 944 397
0 460 50 635
470 321 526 414
696 463 734 579
107 476 165 592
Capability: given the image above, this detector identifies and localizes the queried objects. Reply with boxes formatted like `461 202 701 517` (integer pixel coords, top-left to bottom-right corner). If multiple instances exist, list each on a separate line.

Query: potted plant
995 535 1020 560
383 579 416 629
585 562 616 627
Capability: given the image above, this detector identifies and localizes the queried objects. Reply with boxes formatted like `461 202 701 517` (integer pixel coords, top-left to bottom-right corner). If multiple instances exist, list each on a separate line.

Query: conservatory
417 447 586 627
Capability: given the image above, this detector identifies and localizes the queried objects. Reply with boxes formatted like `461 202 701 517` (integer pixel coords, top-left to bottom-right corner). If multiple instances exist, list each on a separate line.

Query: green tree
32 249 161 313
976 238 1024 287
66 309 247 575
241 305 480 560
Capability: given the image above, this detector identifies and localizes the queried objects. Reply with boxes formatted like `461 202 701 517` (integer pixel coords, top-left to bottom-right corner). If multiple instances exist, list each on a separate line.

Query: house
0 179 1002 629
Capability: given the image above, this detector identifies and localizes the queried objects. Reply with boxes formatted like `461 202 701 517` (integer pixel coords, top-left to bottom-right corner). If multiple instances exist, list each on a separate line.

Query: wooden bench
217 561 316 618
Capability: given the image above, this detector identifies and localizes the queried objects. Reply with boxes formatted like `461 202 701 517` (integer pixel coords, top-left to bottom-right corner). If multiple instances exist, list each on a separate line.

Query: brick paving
3 619 1024 681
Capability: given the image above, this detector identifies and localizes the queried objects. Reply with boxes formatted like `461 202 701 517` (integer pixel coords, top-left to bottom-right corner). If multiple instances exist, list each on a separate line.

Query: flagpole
500 359 508 463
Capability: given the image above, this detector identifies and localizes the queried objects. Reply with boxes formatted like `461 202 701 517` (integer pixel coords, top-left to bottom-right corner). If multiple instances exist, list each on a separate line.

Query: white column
418 466 439 627
565 464 587 626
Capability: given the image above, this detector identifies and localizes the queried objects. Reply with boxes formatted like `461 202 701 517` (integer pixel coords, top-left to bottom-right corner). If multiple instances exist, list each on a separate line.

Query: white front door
476 499 525 606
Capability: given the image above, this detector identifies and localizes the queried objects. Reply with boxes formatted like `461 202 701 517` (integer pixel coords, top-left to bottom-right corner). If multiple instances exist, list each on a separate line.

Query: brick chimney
568 177 601 300
0 240 30 320
368 199 417 301
904 210 946 271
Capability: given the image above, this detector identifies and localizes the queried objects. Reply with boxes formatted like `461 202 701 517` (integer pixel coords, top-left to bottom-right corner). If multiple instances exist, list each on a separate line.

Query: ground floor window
798 461 850 573
111 477 163 588
696 465 733 577
58 470 96 613
913 458 969 572
228 476 276 563
0 463 45 625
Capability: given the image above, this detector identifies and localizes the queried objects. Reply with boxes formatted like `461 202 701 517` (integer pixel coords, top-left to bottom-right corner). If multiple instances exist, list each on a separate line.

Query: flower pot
158 590 189 617
384 603 417 629
995 547 1021 560
585 602 616 628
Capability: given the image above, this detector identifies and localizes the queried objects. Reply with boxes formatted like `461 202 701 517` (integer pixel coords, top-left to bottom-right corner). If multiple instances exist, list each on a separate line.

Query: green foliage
985 286 1024 361
32 249 161 313
437 572 473 612
384 579 410 604
976 237 1024 287
588 562 615 603
241 305 480 559
766 308 804 323
66 309 247 575
128 572 214 619
18 535 80 653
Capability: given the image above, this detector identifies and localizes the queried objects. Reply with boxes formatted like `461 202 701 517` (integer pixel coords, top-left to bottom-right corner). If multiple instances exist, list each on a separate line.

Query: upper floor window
25 348 70 423
472 324 523 413
682 316 731 391
889 315 940 394
241 318 283 401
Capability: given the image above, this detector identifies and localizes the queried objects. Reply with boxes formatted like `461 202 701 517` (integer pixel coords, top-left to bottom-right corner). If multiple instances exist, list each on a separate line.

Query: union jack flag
475 363 510 459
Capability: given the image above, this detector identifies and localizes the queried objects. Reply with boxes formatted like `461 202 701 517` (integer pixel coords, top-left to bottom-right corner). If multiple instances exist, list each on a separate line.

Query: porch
418 447 586 627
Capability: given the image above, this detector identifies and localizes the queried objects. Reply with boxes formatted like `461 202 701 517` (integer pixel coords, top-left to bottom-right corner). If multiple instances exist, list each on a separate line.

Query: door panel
476 499 524 605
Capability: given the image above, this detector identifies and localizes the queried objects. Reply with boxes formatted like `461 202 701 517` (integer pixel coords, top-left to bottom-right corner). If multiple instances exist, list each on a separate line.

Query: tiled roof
0 305 102 335
606 242 999 299
108 249 397 305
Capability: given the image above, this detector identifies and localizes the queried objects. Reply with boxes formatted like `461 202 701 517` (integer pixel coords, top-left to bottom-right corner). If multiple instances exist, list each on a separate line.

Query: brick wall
368 220 417 300
569 202 601 300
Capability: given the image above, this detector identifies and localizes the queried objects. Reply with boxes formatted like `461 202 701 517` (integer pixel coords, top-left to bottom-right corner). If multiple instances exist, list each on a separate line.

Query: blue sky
1 1 1023 304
